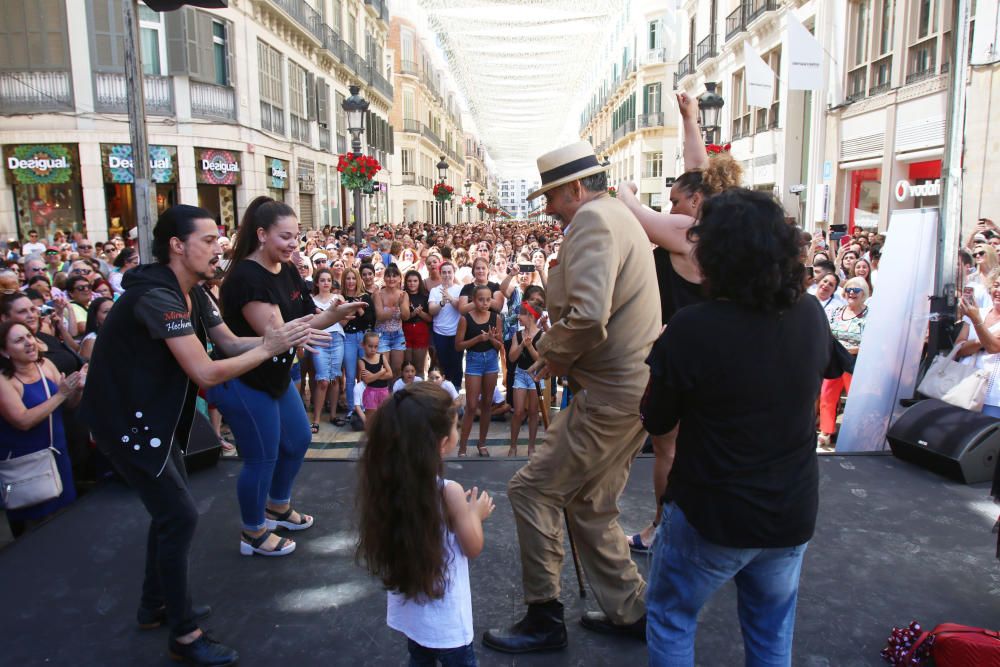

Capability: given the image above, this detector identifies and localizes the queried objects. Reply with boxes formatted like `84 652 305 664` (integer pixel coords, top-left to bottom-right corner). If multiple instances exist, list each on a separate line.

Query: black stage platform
2 455 996 666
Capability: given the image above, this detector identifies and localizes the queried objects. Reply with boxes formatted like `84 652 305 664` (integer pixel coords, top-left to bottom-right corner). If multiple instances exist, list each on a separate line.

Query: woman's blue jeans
646 502 807 667
207 378 312 531
342 331 367 410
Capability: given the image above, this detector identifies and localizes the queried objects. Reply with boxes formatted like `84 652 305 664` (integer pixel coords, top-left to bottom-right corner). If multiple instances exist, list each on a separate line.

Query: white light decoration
417 0 618 177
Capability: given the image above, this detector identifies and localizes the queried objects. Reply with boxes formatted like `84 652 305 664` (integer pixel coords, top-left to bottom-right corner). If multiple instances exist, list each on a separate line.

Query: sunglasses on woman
844 287 864 296
974 251 987 258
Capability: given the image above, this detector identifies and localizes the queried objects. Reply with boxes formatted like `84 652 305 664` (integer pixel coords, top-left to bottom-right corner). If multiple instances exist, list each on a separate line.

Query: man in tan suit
483 142 661 653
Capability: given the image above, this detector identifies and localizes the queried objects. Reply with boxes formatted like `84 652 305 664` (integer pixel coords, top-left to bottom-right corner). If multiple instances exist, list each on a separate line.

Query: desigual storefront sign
101 144 178 184
4 144 78 184
195 147 242 186
268 157 289 190
894 179 942 202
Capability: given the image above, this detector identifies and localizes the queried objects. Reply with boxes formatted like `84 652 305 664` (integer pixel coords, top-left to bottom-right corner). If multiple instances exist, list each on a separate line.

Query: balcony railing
746 0 780 25
638 112 665 128
726 5 745 41
94 72 173 114
401 172 416 185
368 66 393 100
696 34 718 65
190 81 236 121
400 59 419 76
268 0 324 43
0 70 73 113
402 118 421 133
646 48 667 64
321 25 344 61
677 53 695 81
290 114 310 143
868 82 891 96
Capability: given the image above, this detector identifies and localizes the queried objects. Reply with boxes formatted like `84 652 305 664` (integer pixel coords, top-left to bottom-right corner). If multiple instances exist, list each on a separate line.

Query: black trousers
105 442 198 637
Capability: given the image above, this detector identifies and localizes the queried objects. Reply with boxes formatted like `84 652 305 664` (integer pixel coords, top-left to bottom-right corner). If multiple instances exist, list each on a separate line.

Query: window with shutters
211 21 228 86
906 0 950 82
648 20 660 49
755 48 781 131
847 0 894 100
335 90 347 137
643 83 661 114
348 11 357 49
731 69 750 139
2 0 71 71
643 152 663 178
138 6 166 75
257 40 284 134
332 0 343 32
89 0 126 71
402 149 414 176
288 61 310 143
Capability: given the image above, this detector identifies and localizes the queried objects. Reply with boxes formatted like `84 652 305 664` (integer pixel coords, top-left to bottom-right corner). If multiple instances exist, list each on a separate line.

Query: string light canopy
418 0 618 178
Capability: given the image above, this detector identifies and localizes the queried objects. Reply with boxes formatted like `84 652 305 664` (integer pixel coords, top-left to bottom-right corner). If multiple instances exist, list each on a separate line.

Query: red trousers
819 372 853 435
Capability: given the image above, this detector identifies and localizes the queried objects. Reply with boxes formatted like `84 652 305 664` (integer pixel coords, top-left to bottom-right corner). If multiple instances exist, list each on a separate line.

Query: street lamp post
463 179 472 223
697 81 724 145
436 155 448 227
341 85 370 247
479 189 485 221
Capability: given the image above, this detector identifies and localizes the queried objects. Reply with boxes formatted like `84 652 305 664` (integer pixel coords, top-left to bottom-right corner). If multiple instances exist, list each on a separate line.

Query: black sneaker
137 604 211 630
168 633 239 666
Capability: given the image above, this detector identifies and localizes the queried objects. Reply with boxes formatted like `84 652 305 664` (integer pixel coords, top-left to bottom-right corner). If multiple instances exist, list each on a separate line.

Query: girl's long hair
356 382 458 600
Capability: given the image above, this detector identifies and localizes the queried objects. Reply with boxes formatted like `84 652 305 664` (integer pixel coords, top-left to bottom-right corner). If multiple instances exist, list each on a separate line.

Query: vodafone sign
895 179 941 202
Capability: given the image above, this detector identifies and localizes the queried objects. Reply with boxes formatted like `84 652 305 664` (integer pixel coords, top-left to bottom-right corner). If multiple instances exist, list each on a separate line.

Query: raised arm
678 92 708 172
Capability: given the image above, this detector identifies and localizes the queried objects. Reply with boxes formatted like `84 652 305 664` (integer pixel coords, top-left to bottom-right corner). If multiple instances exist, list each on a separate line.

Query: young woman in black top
401 269 432 377
455 284 502 457
340 266 374 419
209 197 364 557
507 303 543 457
457 257 504 314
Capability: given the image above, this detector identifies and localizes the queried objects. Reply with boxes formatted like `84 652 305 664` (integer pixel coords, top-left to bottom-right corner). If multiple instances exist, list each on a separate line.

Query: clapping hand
466 486 495 521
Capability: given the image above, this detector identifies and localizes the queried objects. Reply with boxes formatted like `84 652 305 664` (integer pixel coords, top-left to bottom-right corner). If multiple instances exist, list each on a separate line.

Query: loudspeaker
183 411 222 473
887 399 1000 484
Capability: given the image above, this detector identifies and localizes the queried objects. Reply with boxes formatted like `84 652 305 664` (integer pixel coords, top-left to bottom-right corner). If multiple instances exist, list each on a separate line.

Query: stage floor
1 455 996 666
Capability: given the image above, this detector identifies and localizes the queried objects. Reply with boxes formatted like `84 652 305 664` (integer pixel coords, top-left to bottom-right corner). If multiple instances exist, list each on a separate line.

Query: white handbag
917 345 988 412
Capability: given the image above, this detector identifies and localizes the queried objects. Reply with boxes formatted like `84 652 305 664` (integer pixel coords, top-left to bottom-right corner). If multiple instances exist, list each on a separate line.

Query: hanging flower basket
337 153 381 191
461 195 477 208
608 186 618 198
433 182 454 202
477 202 487 211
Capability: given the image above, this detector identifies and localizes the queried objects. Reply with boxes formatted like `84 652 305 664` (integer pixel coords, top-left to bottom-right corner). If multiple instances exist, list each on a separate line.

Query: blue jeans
206 379 312 531
406 639 477 667
342 331 367 410
312 332 345 381
646 503 807 667
464 349 499 376
432 331 463 390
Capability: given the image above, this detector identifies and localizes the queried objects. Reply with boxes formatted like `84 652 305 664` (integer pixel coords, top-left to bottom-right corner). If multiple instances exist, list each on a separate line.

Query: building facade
498 178 540 219
387 11 469 225
579 0 681 212
0 0 393 242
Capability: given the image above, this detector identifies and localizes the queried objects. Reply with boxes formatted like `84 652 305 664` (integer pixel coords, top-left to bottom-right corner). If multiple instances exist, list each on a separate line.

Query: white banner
744 43 775 108
971 0 1000 65
837 208 938 452
786 12 823 91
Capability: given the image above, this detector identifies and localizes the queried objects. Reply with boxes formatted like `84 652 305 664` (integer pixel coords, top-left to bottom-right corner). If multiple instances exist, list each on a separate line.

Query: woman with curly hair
616 91 744 553
356 382 494 665
641 188 850 665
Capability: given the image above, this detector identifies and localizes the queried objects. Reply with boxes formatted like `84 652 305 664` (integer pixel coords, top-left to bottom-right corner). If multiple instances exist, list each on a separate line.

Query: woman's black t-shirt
653 247 703 326
37 331 83 376
463 311 499 353
514 330 542 370
405 292 429 324
343 293 375 333
460 281 501 306
220 260 315 397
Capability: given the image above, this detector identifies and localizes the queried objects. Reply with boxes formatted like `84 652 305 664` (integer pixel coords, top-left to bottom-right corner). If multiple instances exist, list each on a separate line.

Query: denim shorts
377 329 407 352
312 332 345 381
512 367 537 391
465 349 499 376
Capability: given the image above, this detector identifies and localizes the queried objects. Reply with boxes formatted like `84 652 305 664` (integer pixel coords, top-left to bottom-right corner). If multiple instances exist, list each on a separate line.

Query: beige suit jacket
536 195 661 412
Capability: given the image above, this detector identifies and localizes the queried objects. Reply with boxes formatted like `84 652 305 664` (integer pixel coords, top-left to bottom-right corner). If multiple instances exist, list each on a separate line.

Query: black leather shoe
579 611 647 641
168 633 239 666
482 600 568 653
137 604 212 630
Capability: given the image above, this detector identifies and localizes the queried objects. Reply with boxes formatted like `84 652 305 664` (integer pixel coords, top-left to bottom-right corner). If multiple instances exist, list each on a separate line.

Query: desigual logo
110 155 171 170
202 159 240 173
271 165 288 179
7 156 68 171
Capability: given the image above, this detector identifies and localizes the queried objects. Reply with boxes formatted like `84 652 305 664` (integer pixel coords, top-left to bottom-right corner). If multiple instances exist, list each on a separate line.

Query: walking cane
536 379 587 598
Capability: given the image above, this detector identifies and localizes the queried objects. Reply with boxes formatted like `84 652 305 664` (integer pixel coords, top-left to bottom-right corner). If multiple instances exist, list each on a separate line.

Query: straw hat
527 141 609 201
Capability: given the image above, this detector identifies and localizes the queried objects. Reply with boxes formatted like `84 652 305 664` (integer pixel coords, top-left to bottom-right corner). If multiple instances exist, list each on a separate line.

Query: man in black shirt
81 205 327 667
640 190 852 666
